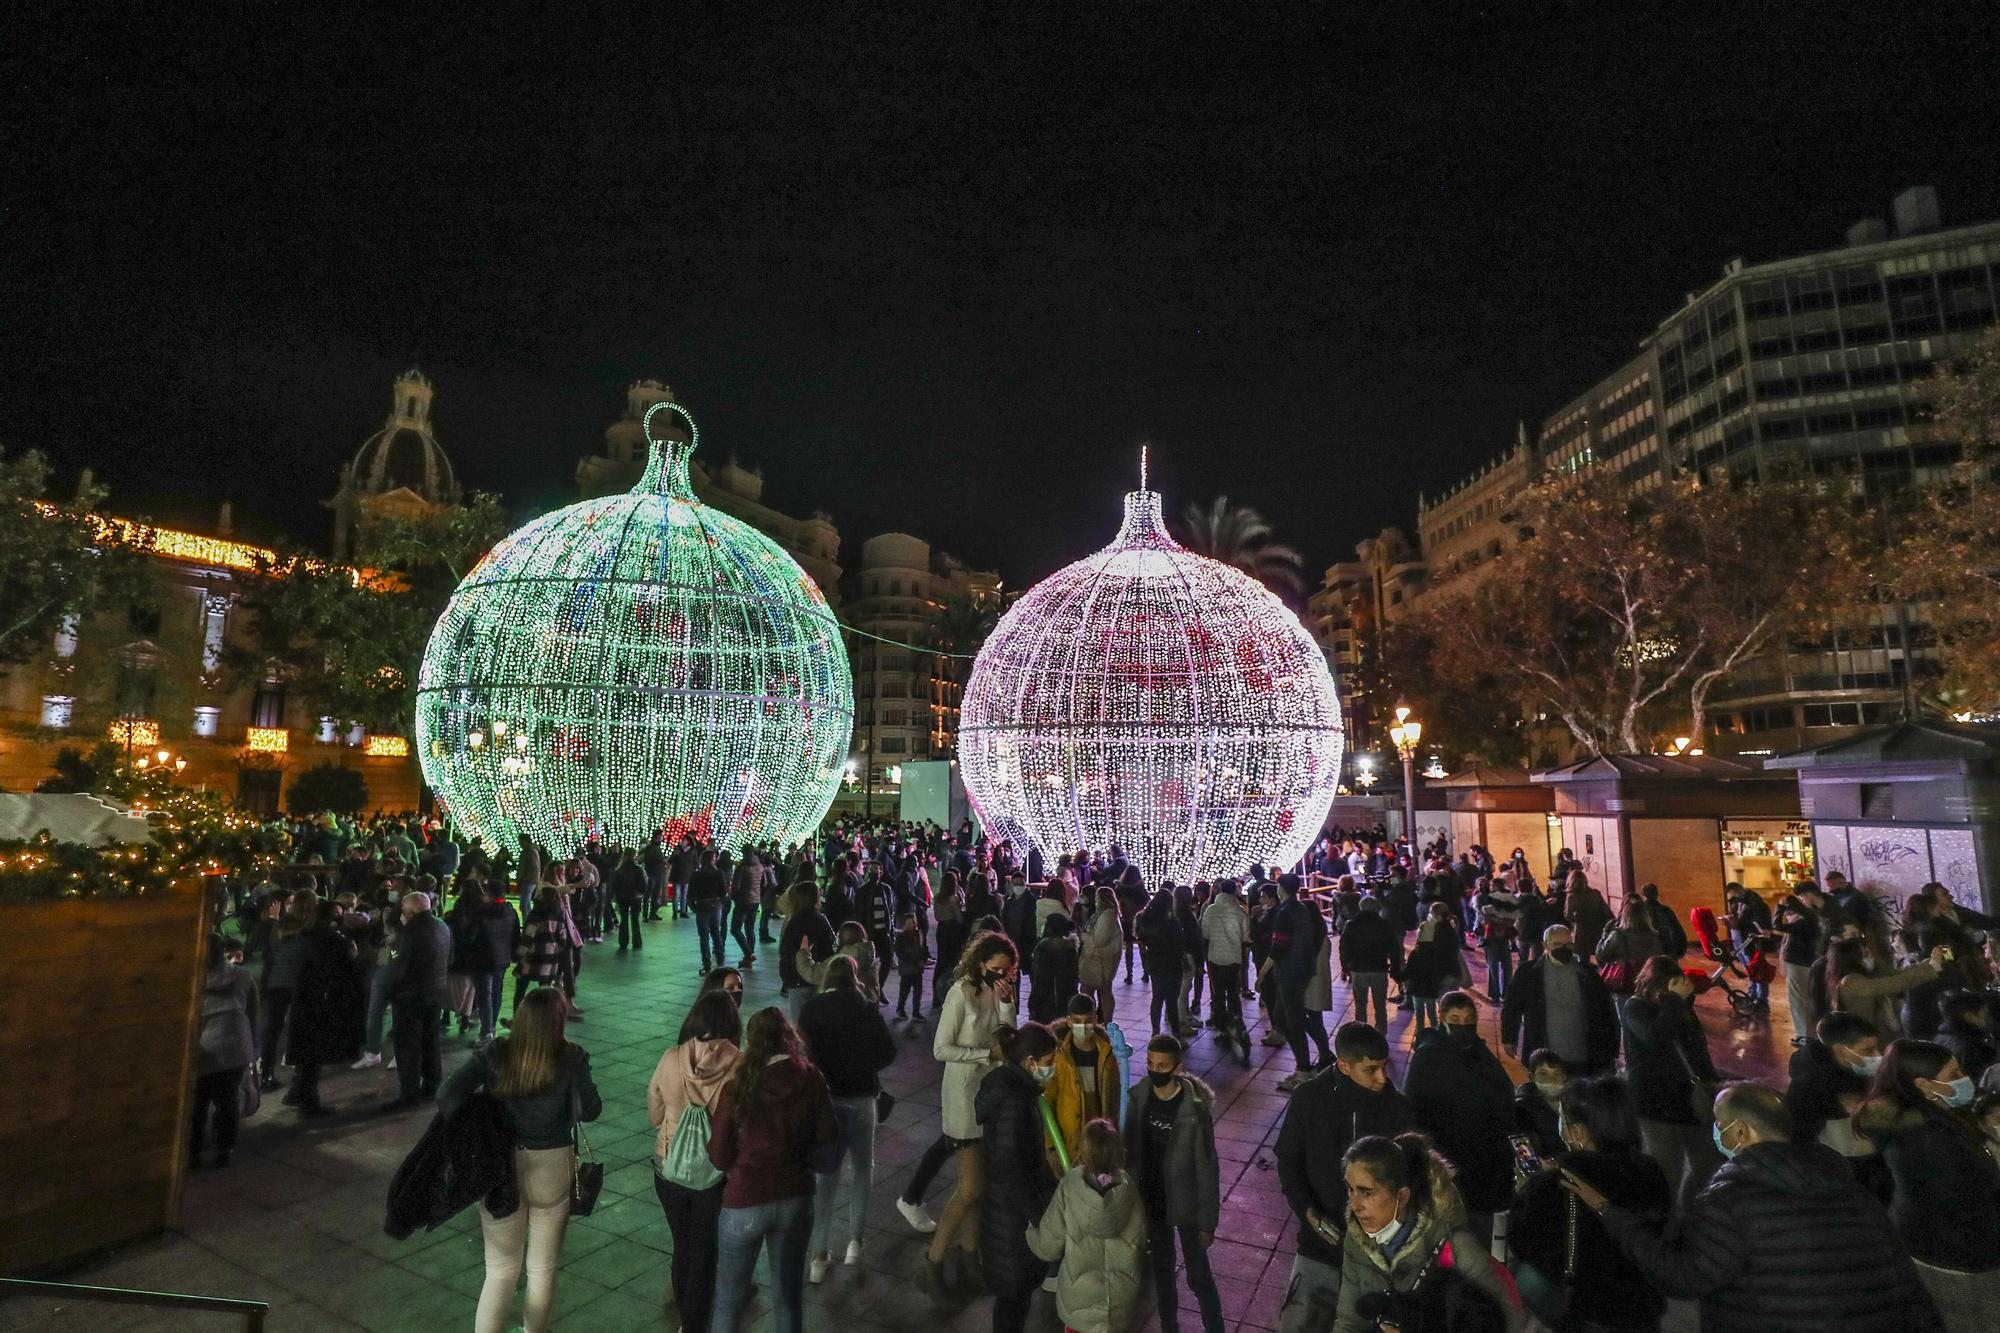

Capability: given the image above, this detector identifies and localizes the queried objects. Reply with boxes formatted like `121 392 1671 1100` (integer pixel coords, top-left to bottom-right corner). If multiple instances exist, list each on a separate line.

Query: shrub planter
0 881 208 1273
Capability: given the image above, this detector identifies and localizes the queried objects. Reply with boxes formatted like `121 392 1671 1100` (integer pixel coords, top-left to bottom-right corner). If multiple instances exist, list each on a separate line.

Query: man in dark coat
1274 1023 1416 1330
1403 990 1515 1244
381 890 452 1111
1577 1082 1941 1333
1500 924 1620 1074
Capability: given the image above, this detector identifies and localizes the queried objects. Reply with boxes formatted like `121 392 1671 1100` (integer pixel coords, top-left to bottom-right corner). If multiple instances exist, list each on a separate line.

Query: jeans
1785 961 1817 1040
694 901 727 969
644 868 665 917
191 1066 243 1155
259 986 295 1077
654 1175 723 1333
1412 996 1440 1031
904 1133 955 1206
616 899 645 950
1150 969 1185 1034
812 1095 877 1252
477 1144 573 1333
474 971 504 1039
1349 970 1389 1028
730 902 758 960
1181 954 1202 1018
895 972 923 1015
1486 949 1512 1000
1278 1252 1342 1333
1208 963 1244 1034
1269 978 1314 1071
363 968 392 1054
392 994 443 1098
712 1195 812 1333
1148 1216 1225 1333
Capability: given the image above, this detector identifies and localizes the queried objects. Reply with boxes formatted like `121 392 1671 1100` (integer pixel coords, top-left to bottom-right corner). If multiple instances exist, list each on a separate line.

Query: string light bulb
415 402 853 859
958 461 1343 885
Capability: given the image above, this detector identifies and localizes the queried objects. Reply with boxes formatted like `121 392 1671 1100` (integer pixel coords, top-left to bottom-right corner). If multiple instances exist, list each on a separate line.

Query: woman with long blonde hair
439 986 602 1333
1078 887 1123 1025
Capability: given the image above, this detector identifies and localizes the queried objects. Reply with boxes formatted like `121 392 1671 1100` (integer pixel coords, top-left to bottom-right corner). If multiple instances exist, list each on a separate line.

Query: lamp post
1388 701 1423 850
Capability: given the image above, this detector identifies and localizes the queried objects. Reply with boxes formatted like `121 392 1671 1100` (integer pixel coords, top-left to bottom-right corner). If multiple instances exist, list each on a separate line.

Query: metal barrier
0 1278 268 1331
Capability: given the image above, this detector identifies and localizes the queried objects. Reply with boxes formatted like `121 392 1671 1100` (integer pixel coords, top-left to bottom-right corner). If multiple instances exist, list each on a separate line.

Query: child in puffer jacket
1027 1119 1147 1333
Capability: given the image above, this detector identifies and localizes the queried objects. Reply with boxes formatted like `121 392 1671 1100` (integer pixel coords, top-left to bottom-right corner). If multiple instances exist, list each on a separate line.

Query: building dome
344 369 457 504
415 403 853 859
958 478 1343 885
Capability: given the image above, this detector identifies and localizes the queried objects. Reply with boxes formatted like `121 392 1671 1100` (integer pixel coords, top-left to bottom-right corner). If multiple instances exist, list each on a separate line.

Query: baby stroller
1688 905 1773 1023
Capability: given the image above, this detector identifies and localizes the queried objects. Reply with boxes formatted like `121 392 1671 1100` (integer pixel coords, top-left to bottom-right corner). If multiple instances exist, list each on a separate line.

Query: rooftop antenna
1140 443 1149 491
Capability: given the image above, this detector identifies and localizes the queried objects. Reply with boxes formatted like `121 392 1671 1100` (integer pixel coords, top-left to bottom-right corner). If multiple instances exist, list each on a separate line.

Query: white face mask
1071 1023 1091 1043
1363 1213 1405 1245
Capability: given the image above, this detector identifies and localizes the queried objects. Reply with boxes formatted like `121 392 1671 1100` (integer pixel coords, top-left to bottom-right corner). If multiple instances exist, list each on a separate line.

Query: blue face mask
1712 1120 1741 1160
1935 1076 1976 1108
1850 1053 1883 1077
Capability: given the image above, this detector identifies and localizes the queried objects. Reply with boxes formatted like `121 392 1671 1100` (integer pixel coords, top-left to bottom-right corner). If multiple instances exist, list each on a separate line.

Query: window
1859 783 1896 819
115 660 158 718
251 683 287 729
877 738 906 754
238 768 282 818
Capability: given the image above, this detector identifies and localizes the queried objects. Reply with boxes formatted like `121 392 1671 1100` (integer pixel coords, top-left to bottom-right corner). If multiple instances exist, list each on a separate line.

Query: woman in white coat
922 930 1019 1301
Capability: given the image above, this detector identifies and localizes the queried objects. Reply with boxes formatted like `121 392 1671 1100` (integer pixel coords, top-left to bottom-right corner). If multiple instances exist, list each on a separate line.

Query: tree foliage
1392 466 1869 757
229 492 509 735
1896 324 2000 716
1175 496 1307 602
0 450 133 675
286 762 370 816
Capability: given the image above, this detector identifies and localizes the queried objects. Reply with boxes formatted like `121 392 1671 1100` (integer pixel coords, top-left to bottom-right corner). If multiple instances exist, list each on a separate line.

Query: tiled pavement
6 919 1791 1332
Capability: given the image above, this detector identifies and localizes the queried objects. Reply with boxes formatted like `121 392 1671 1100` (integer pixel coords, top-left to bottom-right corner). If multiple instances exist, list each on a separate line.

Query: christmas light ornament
958 458 1343 885
416 403 852 859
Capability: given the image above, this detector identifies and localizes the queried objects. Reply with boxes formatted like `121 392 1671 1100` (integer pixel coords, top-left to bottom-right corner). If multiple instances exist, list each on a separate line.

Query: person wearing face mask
1122 1035 1224 1333
1507 1077 1671 1332
1333 1132 1526 1333
1514 1050 1570 1159
1620 957 1723 1213
1045 993 1123 1165
1502 925 1620 1077
1403 991 1516 1245
975 1022 1063 1333
1274 1023 1416 1333
1567 1082 1942 1333
1782 1010 1891 1203
1853 1039 2000 1325
922 932 1019 1302
1830 935 1948 1040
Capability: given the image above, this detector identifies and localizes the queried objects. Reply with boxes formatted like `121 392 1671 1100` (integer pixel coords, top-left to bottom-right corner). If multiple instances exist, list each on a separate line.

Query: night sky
7 5 2000 587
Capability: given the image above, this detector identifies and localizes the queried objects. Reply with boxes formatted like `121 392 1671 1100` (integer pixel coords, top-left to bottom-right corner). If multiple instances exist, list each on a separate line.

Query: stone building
1305 527 1426 764
328 369 460 559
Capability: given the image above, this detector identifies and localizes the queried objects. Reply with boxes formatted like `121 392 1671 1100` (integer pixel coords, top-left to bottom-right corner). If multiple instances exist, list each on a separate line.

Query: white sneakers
845 1240 864 1266
350 1052 382 1070
897 1198 938 1233
809 1254 830 1284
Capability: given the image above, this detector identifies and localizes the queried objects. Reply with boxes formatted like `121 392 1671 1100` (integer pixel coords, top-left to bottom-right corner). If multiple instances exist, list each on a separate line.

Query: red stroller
1688 905 1774 1022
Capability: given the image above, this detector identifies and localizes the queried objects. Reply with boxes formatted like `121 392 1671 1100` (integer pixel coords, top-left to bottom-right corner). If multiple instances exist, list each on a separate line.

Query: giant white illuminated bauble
415 404 852 859
958 484 1343 885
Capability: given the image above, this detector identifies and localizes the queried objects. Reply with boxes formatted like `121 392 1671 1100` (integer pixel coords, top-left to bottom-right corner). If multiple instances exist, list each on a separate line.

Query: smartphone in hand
1509 1133 1547 1175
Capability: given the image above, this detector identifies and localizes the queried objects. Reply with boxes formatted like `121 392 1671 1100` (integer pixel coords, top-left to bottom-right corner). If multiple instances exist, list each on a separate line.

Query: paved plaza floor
7 917 1792 1332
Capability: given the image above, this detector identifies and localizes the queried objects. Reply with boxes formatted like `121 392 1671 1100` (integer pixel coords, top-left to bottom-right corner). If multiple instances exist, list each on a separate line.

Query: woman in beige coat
1028 1120 1147 1333
1079 888 1124 1025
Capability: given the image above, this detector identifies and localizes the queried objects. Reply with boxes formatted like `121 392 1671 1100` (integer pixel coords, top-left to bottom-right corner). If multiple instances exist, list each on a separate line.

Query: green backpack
658 1101 724 1191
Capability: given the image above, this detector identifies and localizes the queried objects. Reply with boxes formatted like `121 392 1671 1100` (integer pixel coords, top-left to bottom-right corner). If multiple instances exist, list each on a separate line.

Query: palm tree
1176 496 1307 601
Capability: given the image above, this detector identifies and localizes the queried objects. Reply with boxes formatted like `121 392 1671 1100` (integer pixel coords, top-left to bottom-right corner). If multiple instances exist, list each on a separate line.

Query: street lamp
1388 701 1423 849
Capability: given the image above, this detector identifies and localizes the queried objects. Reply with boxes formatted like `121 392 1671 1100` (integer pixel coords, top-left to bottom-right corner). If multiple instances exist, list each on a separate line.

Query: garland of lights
958 467 1344 886
415 403 854 860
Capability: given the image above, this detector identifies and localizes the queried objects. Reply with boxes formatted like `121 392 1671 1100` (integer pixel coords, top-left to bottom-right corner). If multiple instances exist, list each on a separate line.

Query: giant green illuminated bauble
416 404 852 859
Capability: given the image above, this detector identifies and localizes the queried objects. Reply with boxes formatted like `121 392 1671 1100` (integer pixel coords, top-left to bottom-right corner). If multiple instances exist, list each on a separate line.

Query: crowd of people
191 813 2000 1332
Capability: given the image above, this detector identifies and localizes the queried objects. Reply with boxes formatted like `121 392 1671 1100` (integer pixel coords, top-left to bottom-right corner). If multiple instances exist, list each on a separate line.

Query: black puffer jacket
1274 1069 1416 1265
1511 1149 1670 1332
1599 1140 1941 1333
977 1063 1059 1297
